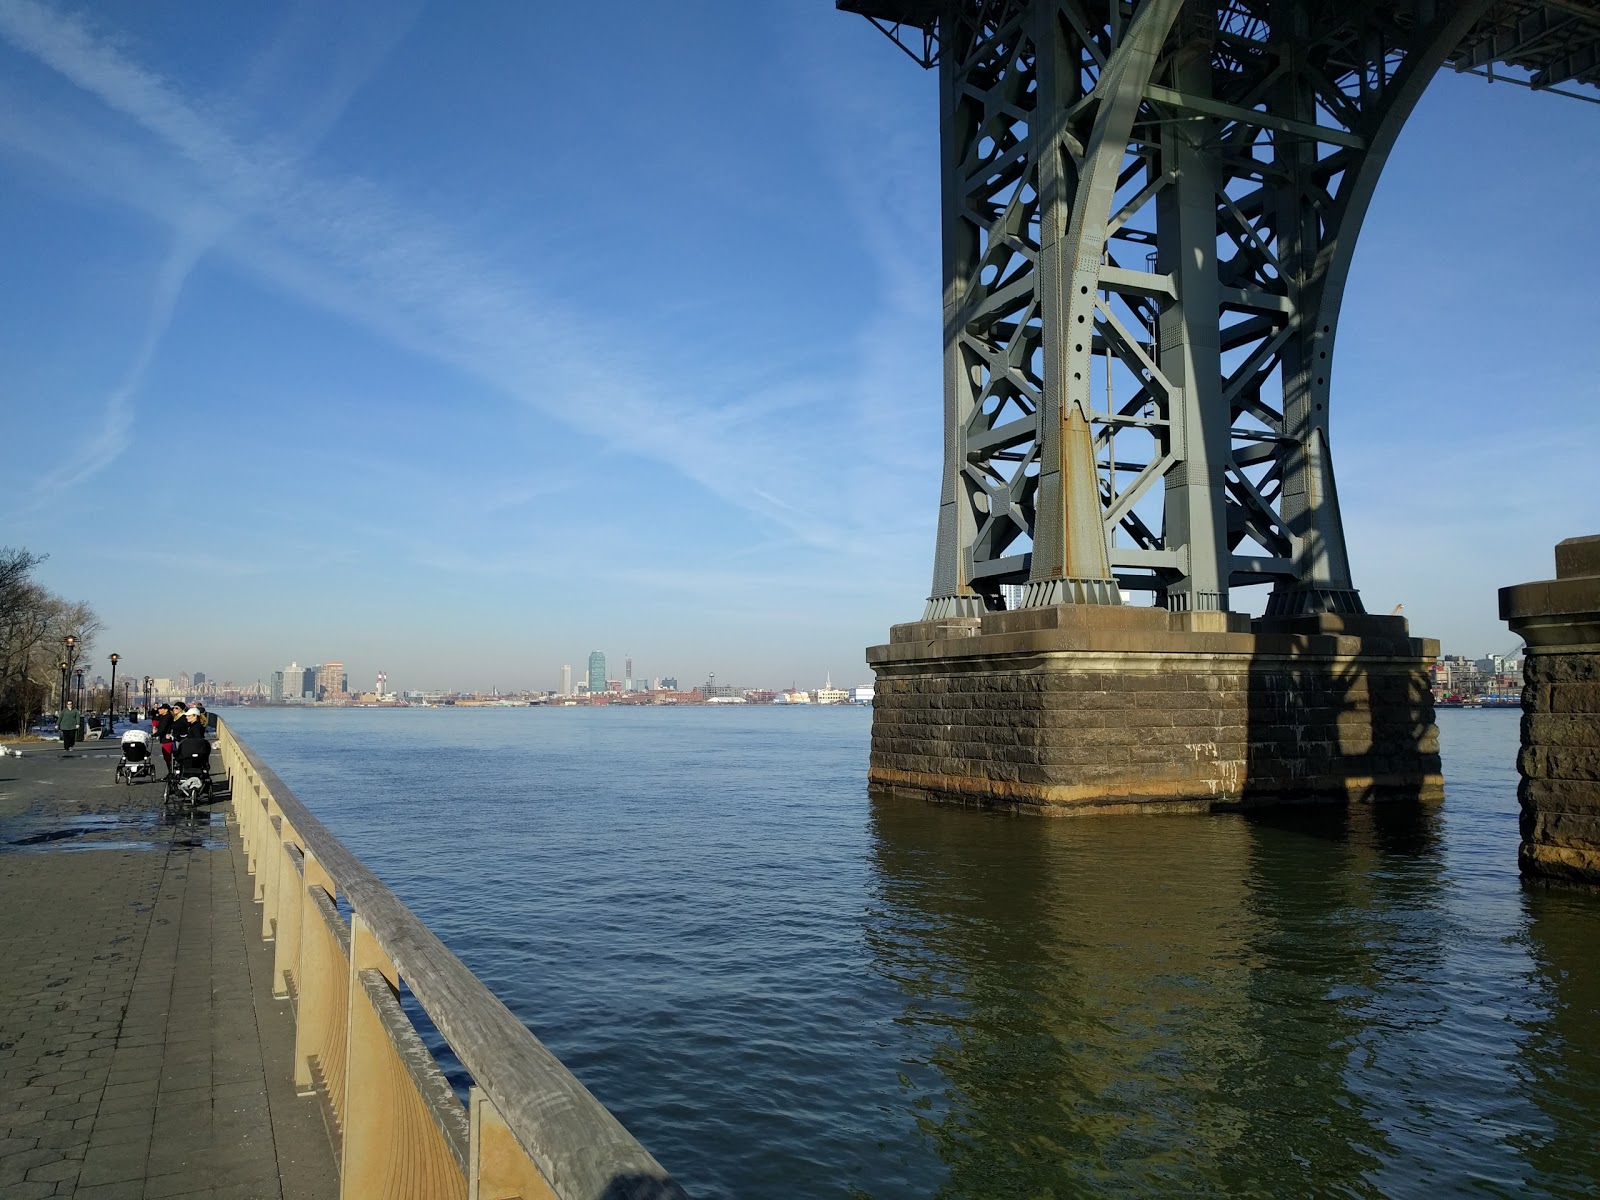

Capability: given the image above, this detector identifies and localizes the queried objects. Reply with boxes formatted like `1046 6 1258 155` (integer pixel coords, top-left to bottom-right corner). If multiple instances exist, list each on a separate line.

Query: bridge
847 2 1599 816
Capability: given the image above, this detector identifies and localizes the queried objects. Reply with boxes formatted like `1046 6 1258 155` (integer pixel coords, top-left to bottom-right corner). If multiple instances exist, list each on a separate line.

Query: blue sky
2 1 1595 693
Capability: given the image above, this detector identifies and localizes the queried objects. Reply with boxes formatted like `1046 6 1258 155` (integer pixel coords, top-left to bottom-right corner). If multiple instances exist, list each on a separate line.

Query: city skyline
2 2 1594 690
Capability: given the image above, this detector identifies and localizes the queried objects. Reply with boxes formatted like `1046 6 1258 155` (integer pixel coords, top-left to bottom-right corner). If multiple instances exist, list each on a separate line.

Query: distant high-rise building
661 677 677 691
317 662 346 700
560 665 572 696
301 667 316 699
624 655 633 691
282 662 303 702
193 672 206 686
269 671 284 703
587 651 606 694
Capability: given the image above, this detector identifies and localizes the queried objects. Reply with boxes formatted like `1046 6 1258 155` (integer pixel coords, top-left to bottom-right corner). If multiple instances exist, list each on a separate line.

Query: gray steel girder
853 0 1521 619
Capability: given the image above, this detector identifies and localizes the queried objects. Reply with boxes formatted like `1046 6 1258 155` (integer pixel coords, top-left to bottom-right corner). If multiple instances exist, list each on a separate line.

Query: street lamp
75 669 85 711
108 654 119 734
143 676 153 714
62 633 79 712
124 679 133 719
58 660 69 709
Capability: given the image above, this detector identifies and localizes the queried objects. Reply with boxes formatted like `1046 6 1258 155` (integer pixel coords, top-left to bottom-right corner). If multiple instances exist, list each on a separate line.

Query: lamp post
124 679 133 720
75 669 85 711
143 676 153 715
58 660 69 710
107 654 120 733
62 632 78 712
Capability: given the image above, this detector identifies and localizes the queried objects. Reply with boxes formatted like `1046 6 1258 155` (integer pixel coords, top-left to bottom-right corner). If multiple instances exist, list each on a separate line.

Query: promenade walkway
0 738 337 1199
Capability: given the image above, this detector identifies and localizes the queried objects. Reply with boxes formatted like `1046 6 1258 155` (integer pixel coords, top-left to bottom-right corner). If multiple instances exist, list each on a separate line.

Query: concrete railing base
865 604 1441 815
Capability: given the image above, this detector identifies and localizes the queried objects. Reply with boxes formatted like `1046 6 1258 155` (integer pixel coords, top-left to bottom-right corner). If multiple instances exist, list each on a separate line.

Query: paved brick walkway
0 739 338 1199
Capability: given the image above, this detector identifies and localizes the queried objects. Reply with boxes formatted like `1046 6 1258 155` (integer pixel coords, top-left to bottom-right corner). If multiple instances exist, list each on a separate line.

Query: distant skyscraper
624 655 633 691
193 672 206 686
269 671 284 703
587 651 606 694
560 665 572 696
317 662 345 700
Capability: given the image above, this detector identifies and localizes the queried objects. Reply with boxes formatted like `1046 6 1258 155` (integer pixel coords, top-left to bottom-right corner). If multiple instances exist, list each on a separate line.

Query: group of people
119 700 209 777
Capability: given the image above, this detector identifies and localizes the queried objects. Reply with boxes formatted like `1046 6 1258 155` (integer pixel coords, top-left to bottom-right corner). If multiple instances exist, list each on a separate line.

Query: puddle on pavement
1 807 227 853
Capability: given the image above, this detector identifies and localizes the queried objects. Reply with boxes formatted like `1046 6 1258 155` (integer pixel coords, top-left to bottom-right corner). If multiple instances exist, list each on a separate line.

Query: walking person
59 703 82 754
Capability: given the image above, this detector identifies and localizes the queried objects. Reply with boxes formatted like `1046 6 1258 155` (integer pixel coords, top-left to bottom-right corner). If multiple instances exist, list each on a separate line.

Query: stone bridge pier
1502 536 1600 884
844 1 1594 815
868 607 1438 814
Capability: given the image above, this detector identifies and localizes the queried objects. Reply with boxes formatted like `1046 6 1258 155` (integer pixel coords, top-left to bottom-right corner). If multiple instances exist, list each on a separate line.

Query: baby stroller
167 734 213 805
116 730 157 785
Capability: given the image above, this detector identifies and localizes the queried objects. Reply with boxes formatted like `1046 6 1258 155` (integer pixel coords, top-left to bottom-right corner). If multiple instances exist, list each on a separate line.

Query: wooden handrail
216 716 687 1200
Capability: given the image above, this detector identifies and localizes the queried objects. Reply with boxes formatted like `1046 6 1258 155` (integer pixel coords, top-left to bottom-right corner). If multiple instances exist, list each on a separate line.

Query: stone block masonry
866 604 1440 815
1502 534 1600 884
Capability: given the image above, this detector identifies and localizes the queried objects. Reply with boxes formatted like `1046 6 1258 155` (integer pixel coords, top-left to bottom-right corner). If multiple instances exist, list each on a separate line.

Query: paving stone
73 1181 147 1200
76 1141 149 1187
22 1156 80 1182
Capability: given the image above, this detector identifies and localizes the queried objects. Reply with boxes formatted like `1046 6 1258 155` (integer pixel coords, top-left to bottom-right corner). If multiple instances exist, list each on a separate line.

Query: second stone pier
866 605 1440 814
1501 534 1600 884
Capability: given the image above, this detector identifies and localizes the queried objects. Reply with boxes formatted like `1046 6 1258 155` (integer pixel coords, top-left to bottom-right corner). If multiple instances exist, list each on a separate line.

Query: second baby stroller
116 728 156 784
167 733 213 804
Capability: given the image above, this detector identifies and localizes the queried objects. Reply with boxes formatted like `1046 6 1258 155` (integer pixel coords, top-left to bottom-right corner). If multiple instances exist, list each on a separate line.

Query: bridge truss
843 1 1600 618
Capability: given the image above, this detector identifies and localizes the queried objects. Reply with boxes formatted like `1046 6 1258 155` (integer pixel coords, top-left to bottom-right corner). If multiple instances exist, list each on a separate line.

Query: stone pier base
1502 535 1600 884
865 605 1441 815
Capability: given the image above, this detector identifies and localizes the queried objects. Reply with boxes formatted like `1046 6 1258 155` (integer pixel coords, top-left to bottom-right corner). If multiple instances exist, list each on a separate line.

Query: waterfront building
661 676 677 691
269 671 284 703
815 675 849 705
588 651 606 694
560 665 572 696
850 685 875 704
624 655 634 692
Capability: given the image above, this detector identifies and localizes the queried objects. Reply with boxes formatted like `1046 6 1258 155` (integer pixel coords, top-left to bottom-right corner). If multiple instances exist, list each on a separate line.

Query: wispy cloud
0 0 420 512
0 0 933 559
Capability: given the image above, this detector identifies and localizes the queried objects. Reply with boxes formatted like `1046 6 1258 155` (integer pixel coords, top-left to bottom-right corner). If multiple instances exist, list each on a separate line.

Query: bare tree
0 549 100 735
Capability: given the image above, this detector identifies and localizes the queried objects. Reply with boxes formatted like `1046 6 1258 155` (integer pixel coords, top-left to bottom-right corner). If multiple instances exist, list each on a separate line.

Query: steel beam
863 0 1566 620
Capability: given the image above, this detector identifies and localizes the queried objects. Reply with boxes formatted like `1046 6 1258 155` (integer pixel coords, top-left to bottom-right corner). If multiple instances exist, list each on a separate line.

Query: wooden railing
215 717 687 1200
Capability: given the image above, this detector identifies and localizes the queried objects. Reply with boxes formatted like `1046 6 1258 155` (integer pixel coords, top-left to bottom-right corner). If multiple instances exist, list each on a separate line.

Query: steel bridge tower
844 0 1600 619
849 0 1600 814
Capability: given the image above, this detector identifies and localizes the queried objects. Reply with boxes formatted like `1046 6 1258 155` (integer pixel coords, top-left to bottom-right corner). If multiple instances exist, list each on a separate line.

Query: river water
225 705 1600 1199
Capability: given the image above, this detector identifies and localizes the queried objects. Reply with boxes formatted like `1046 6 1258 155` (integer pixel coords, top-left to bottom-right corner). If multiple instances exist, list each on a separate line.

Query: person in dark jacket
176 707 207 742
153 703 177 776
59 704 81 754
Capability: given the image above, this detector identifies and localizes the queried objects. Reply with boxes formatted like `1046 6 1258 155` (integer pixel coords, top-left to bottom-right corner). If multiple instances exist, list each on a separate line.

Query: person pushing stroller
168 720 213 804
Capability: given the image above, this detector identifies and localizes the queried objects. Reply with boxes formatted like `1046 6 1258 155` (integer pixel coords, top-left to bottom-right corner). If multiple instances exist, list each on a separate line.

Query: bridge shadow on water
861 781 1493 1197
